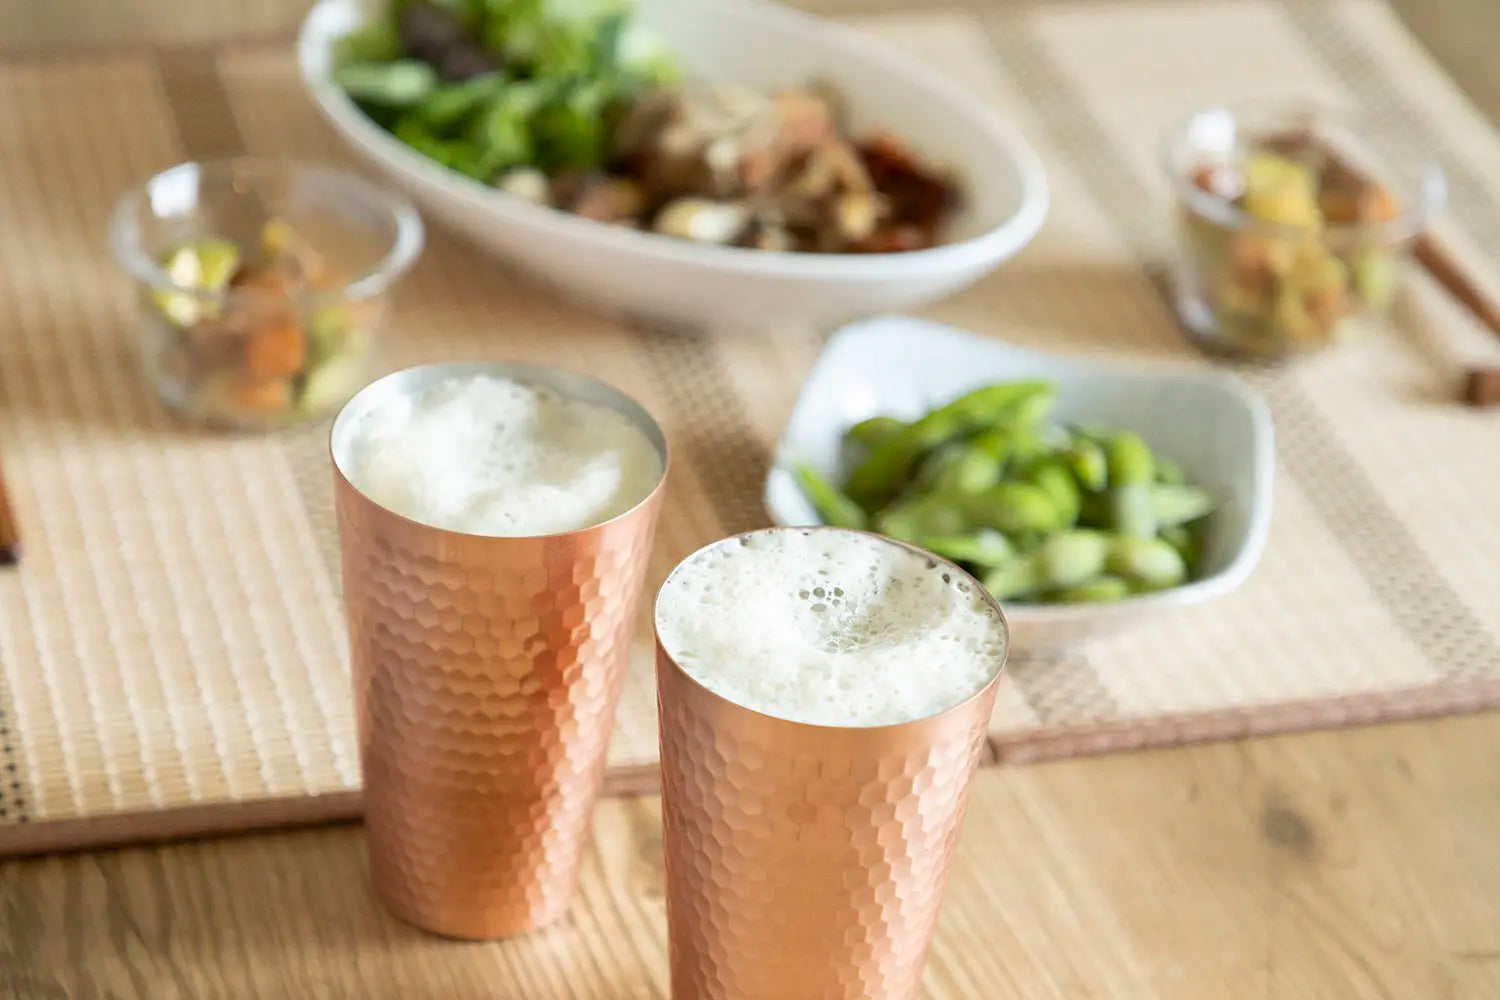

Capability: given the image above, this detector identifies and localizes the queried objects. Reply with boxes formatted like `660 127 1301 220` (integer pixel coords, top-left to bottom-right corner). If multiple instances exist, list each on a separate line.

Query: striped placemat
0 0 1497 854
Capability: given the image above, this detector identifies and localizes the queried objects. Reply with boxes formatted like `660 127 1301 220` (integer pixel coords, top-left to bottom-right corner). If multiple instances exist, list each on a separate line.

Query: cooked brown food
496 80 963 254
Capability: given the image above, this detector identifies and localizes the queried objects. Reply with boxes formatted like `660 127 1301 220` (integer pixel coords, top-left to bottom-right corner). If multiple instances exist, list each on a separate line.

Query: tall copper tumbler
330 361 667 940
655 529 1008 1000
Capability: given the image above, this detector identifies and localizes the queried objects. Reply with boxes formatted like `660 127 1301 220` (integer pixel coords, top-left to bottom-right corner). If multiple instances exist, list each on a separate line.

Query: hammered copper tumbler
655 530 1006 1000
331 362 667 940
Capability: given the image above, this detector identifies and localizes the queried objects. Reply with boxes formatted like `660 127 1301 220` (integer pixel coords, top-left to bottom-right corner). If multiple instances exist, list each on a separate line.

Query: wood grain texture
3 713 1497 999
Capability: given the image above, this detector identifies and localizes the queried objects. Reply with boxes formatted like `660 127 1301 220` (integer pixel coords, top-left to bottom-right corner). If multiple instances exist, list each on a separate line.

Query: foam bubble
344 373 662 536
655 530 1006 727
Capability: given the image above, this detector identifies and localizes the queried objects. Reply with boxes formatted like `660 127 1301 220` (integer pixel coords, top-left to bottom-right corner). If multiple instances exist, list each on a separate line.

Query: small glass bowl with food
110 158 423 431
1161 103 1444 360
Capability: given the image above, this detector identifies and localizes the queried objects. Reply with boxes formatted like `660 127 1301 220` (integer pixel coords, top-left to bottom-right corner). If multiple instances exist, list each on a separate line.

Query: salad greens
334 0 678 181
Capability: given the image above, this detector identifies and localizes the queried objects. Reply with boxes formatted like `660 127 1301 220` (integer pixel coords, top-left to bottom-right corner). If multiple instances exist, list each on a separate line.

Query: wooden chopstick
1411 231 1500 406
1308 135 1500 404
1413 231 1500 339
0 459 19 565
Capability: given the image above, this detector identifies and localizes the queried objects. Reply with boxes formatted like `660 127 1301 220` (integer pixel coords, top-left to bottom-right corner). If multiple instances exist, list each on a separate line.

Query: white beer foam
345 373 661 536
656 529 1005 727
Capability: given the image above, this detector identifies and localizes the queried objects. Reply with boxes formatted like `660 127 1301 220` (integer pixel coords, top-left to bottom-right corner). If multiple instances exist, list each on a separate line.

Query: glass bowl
110 158 424 431
1161 103 1445 360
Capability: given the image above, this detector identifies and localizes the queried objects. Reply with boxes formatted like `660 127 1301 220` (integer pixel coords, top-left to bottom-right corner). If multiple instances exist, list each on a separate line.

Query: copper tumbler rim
653 526 1010 733
329 360 670 541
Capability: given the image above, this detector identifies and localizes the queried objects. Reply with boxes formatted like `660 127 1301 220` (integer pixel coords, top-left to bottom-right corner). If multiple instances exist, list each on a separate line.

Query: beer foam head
343 373 662 536
655 529 1006 727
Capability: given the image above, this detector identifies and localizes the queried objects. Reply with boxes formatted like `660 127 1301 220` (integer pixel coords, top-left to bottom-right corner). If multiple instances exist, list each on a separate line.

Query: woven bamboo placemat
0 0 1497 855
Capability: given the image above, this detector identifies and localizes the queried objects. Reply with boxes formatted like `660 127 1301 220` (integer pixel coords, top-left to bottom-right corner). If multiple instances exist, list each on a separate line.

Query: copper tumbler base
332 362 668 941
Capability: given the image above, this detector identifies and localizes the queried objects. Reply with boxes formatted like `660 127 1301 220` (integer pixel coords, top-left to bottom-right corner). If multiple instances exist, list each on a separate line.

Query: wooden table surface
2 0 1500 996
2 711 1495 998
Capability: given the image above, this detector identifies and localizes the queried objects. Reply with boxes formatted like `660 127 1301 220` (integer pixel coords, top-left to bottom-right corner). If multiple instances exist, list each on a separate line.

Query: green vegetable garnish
334 0 678 182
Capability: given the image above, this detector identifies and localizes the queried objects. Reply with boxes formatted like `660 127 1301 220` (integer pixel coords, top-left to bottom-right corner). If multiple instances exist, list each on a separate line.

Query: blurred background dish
298 0 1048 331
765 316 1275 650
110 158 424 431
1162 102 1445 360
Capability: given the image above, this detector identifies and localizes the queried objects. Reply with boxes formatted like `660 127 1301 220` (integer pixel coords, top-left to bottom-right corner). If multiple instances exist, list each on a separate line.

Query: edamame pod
1109 483 1157 539
1107 431 1156 486
983 530 1110 599
875 495 967 543
1150 483 1215 527
847 382 1053 503
1066 437 1108 492
965 481 1060 535
1025 458 1081 528
1160 524 1200 569
1108 536 1187 591
916 445 1002 496
920 529 1016 570
1037 530 1112 588
845 410 962 503
845 415 905 450
793 465 866 530
1043 574 1132 603
968 426 1013 462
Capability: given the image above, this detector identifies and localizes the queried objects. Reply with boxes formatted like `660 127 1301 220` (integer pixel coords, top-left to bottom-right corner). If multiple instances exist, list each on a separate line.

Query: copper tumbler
655 530 1008 1000
330 362 667 940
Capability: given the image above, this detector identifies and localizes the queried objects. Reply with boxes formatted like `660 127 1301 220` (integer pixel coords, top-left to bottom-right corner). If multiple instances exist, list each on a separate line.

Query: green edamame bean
1037 530 1112 588
845 416 905 450
983 530 1109 599
1025 458 1081 528
965 481 1060 536
1043 574 1132 603
919 529 1015 570
793 465 866 530
1160 524 1200 571
1109 483 1157 539
916 445 1002 496
941 381 1054 428
875 495 967 543
847 383 1053 504
1107 431 1155 486
1066 437 1108 492
1108 536 1187 591
1150 484 1215 527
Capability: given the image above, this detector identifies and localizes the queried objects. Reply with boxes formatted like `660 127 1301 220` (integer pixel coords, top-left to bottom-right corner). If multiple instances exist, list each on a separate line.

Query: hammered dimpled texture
335 471 662 940
656 644 1002 1000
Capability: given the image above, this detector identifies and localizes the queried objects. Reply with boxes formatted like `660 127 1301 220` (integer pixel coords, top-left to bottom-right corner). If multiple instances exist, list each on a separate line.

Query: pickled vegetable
1179 137 1405 358
143 219 379 431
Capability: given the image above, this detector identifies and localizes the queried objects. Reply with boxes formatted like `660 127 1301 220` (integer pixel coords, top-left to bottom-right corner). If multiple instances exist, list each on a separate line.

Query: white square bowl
764 316 1275 650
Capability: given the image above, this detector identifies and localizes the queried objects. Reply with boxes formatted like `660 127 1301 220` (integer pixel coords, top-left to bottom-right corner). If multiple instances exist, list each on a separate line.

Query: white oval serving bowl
297 0 1049 332
764 316 1276 651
